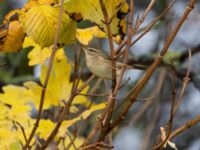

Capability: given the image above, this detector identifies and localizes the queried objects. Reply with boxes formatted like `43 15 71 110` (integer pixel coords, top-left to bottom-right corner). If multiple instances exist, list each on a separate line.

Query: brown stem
169 115 200 140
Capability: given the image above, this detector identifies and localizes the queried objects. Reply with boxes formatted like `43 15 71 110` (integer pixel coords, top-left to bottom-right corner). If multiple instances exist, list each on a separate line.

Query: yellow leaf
24 81 60 109
59 103 106 137
78 102 106 119
36 119 55 138
76 26 106 45
0 128 20 150
23 37 51 66
1 21 25 52
39 49 90 108
0 103 32 148
0 85 32 123
0 85 33 105
41 49 71 83
63 0 128 35
19 5 76 48
38 0 59 5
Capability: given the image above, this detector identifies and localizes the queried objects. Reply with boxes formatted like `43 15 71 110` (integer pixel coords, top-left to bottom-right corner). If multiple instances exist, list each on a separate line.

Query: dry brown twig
173 49 192 116
96 0 118 138
169 115 200 140
15 121 28 144
66 132 78 150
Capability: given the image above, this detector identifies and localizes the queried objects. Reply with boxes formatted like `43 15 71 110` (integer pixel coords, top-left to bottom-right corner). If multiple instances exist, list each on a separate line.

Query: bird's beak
80 45 88 53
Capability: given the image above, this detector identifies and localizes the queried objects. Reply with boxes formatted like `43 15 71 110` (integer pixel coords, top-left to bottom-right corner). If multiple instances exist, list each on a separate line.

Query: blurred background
0 0 200 150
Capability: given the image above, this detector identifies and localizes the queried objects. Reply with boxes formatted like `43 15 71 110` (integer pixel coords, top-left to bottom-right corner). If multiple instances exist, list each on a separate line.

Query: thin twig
169 115 200 140
15 121 28 144
66 132 78 150
173 49 191 116
134 0 157 31
176 44 200 62
97 0 135 142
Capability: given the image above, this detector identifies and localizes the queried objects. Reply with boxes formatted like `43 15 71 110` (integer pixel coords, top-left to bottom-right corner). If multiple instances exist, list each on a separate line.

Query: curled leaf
0 10 25 52
0 21 25 52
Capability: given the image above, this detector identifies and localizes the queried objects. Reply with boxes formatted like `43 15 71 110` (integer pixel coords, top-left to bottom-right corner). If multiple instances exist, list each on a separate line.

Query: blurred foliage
0 47 34 86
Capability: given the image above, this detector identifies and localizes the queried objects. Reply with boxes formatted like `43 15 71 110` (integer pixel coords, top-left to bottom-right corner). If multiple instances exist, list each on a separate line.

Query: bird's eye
88 48 96 52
